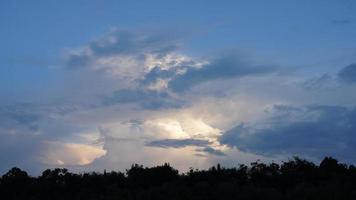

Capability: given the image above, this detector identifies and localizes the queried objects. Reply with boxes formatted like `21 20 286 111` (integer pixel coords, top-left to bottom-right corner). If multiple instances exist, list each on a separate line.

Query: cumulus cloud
63 29 209 111
220 105 356 162
65 29 277 97
64 29 194 85
66 30 179 68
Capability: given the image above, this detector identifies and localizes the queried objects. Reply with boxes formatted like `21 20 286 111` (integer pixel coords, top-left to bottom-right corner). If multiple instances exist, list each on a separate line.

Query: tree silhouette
1 157 356 199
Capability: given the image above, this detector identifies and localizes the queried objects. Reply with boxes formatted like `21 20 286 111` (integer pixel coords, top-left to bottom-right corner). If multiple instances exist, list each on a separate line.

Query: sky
1 0 356 174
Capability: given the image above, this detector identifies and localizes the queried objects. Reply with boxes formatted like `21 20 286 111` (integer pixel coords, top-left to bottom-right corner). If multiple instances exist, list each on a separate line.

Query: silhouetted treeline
1 157 356 200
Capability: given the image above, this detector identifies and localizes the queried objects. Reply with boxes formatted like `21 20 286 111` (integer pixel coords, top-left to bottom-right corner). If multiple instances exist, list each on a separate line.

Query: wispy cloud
197 146 226 156
146 139 212 148
331 19 352 25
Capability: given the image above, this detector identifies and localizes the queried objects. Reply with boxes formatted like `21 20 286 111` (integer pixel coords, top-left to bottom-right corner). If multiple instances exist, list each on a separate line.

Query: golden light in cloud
92 108 229 168
144 112 221 141
145 118 190 139
41 141 107 166
143 115 228 155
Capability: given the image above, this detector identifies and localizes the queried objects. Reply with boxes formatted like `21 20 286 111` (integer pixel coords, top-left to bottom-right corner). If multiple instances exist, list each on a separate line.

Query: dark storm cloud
220 105 356 162
146 139 212 148
338 63 356 83
169 54 276 92
197 147 226 156
147 139 225 156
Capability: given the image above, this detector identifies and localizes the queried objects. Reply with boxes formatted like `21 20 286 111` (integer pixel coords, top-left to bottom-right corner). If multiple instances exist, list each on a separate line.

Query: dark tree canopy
1 157 356 200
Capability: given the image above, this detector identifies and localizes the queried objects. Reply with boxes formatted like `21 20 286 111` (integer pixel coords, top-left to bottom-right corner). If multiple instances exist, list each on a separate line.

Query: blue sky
1 0 356 174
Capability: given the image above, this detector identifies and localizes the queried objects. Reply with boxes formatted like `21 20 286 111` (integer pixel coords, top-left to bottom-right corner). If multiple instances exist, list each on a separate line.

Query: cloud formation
3 27 356 174
169 54 276 92
41 141 106 166
338 63 356 83
146 139 212 148
197 146 226 156
220 105 356 162
65 29 277 96
0 104 41 133
66 30 179 70
103 89 184 109
64 29 201 91
146 138 226 157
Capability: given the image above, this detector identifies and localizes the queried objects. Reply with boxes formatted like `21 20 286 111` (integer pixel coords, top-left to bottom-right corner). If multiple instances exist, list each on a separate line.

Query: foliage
1 157 356 200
